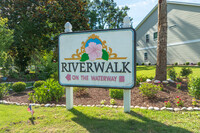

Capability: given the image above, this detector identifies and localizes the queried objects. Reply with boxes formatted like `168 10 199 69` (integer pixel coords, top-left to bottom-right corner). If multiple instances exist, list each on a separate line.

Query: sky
115 0 200 28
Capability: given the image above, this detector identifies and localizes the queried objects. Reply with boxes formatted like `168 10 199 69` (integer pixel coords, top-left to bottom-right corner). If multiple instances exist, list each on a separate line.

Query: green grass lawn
0 105 200 133
137 65 200 78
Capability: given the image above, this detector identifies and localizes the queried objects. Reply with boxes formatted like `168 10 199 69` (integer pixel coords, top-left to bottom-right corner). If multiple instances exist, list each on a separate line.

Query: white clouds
115 0 200 28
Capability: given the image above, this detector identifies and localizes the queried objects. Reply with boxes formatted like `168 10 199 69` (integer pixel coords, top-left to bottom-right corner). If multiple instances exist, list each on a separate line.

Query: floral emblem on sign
64 34 127 61
80 41 109 61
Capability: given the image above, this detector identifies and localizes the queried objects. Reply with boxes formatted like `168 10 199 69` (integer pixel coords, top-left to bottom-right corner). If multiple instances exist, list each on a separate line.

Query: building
136 1 200 65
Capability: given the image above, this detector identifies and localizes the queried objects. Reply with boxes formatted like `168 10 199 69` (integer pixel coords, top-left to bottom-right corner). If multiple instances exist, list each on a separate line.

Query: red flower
177 101 179 103
164 101 167 103
179 99 181 101
176 96 179 98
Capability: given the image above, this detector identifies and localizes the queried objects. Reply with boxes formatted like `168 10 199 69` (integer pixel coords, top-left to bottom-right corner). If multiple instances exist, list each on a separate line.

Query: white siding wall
136 3 200 64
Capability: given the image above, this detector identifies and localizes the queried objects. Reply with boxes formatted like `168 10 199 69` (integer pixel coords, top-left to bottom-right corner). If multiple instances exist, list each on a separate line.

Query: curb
0 100 200 111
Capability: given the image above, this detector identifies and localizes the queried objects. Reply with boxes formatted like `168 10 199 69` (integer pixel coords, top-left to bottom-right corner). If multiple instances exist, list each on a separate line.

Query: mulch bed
3 81 197 108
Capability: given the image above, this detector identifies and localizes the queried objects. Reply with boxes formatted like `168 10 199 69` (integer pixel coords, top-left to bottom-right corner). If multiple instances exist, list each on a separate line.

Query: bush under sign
58 28 136 89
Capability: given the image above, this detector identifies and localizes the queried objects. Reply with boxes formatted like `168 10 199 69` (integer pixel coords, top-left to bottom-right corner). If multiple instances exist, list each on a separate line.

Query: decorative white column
64 22 73 110
123 16 131 113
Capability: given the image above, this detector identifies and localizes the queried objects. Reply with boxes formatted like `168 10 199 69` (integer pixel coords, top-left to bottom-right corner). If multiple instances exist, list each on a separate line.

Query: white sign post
59 16 135 112
123 16 132 113
64 22 73 110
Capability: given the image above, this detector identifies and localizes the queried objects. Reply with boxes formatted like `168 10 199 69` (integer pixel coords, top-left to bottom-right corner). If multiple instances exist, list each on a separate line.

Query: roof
135 1 200 31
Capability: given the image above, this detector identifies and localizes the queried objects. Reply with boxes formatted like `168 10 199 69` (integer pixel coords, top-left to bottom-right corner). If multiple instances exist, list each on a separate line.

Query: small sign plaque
59 28 136 88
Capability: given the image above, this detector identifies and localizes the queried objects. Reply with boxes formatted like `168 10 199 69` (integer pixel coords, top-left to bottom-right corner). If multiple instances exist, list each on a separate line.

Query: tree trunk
156 0 167 81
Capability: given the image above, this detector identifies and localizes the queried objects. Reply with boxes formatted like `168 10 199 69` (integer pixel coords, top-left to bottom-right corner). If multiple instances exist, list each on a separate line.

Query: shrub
141 63 145 65
157 84 164 91
34 80 45 88
185 62 190 65
175 96 184 107
148 63 151 66
0 83 9 99
167 68 176 80
110 99 116 105
192 98 198 106
176 77 183 82
188 77 200 99
180 68 192 78
100 100 106 105
138 83 159 98
28 92 35 103
176 82 182 89
32 79 65 103
136 63 139 65
50 72 58 81
12 82 26 93
35 51 58 80
198 62 200 66
174 62 178 66
109 89 123 99
164 101 171 108
136 76 154 85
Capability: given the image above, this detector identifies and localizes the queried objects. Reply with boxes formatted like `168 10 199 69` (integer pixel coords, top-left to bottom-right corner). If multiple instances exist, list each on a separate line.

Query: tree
0 17 13 52
0 17 14 76
156 0 167 81
86 0 131 30
0 0 90 72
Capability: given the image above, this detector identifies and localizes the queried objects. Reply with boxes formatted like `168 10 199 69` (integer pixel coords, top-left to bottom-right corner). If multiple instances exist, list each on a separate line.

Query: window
144 52 148 61
153 32 158 40
146 34 149 43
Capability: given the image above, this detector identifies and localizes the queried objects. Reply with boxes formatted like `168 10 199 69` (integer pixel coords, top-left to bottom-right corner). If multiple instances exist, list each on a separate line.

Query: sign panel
59 28 136 89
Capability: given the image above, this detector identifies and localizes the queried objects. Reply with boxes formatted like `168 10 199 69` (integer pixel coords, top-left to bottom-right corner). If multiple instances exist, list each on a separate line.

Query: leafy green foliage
188 77 200 99
174 62 178 66
109 89 123 99
35 51 58 80
0 83 9 99
110 99 116 105
50 72 58 81
175 96 184 107
86 0 131 29
164 101 171 108
0 52 14 77
136 76 154 85
0 17 13 52
167 68 176 80
185 62 190 65
139 83 159 98
0 0 89 72
28 92 35 103
192 98 198 106
80 53 89 62
31 79 65 103
102 49 109 61
12 82 26 93
33 81 45 88
198 62 200 66
180 68 192 78
100 100 106 105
